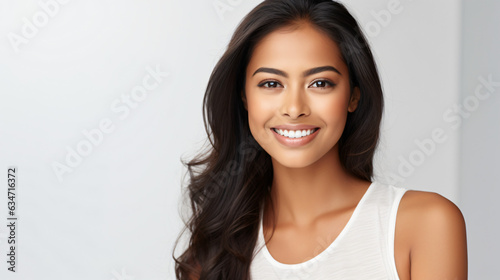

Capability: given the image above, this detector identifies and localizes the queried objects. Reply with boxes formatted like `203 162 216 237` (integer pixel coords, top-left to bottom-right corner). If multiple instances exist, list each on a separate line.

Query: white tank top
250 181 408 280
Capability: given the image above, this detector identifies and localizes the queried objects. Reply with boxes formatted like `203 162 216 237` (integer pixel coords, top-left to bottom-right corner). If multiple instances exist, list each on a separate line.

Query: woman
173 0 467 279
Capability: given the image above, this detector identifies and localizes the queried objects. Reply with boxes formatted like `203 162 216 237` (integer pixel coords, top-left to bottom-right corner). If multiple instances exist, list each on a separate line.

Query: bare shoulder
398 190 466 235
396 190 468 279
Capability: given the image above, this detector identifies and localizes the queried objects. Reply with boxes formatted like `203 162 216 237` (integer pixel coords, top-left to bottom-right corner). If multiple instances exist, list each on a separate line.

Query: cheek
315 95 350 129
246 94 275 140
246 86 276 118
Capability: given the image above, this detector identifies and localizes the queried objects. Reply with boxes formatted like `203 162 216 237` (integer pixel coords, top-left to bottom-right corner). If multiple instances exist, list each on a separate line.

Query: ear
348 86 360 113
241 90 248 111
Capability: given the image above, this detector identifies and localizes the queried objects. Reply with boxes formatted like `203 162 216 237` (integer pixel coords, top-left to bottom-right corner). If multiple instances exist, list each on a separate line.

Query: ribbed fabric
250 181 408 280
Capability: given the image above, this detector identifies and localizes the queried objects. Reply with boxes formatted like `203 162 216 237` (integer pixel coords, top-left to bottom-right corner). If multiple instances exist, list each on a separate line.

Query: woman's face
242 23 360 168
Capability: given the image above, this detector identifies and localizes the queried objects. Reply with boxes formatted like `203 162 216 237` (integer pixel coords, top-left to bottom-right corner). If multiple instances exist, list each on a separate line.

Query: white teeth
273 128 317 138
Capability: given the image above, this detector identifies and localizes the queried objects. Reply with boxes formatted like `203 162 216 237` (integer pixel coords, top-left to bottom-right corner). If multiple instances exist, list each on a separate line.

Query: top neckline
258 181 376 269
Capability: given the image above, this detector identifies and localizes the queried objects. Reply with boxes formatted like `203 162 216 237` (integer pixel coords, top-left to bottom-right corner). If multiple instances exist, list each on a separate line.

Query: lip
271 127 320 148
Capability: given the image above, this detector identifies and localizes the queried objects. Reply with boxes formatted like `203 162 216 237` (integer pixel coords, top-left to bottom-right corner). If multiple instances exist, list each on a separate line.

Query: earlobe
348 87 360 113
241 90 248 111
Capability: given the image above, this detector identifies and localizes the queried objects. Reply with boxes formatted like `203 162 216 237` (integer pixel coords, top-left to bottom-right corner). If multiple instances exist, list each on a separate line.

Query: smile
272 128 319 138
271 127 320 147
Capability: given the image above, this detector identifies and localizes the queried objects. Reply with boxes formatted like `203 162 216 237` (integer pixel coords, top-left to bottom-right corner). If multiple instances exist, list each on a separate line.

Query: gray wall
459 0 500 278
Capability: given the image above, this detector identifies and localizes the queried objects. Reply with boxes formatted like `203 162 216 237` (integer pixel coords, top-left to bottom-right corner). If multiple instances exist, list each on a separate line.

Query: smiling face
242 22 360 169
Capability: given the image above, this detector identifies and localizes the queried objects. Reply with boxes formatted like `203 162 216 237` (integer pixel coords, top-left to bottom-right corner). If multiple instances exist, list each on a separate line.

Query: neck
267 144 369 227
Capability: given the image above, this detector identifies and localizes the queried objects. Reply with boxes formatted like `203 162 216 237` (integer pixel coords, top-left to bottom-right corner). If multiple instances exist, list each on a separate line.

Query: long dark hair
172 0 384 279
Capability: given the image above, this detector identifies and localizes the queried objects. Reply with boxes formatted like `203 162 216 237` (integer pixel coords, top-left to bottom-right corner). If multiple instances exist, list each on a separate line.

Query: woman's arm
399 190 468 280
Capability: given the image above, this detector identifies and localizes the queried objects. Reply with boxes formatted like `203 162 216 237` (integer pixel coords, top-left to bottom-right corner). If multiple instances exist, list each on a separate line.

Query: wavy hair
172 0 384 279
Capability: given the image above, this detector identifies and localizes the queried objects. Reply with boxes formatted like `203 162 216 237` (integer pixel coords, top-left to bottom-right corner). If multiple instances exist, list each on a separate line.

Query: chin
270 154 320 169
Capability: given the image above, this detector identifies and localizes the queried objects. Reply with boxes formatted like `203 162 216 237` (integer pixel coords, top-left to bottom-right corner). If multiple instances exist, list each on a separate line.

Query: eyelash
257 79 335 89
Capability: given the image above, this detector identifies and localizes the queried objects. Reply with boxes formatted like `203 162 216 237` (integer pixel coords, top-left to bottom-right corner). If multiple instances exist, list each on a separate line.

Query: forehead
246 23 346 74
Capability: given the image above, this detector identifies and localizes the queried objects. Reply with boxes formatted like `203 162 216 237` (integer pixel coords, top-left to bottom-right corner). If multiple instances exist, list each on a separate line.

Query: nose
280 85 310 119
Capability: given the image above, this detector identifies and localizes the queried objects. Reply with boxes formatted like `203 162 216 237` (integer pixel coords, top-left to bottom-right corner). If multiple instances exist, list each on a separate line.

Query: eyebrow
252 65 342 78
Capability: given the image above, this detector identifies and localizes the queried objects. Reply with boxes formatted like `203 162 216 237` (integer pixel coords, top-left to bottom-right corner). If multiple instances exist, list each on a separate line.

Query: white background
0 0 497 279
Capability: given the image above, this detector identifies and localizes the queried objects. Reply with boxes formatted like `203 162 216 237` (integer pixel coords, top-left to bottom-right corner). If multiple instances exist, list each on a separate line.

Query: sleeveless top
249 181 408 280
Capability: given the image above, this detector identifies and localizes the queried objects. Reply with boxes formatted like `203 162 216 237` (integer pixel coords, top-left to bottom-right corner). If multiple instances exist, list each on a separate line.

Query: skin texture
241 22 468 279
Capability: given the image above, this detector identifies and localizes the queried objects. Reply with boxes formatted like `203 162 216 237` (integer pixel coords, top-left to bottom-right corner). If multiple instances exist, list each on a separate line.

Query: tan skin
240 22 468 279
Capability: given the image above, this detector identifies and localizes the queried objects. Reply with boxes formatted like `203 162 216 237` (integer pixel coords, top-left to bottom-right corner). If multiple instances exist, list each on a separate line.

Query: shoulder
396 189 468 279
398 190 466 232
395 189 467 249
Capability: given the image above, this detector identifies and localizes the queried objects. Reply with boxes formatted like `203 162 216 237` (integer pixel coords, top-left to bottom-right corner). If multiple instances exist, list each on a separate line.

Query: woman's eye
310 80 334 88
257 80 333 89
258 80 282 88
